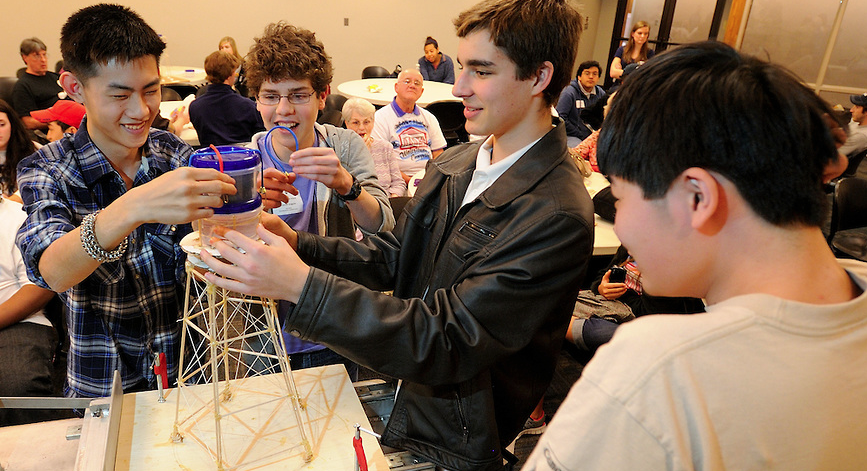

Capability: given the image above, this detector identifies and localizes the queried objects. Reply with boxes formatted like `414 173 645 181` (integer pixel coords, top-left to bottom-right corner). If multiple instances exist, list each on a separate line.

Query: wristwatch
337 175 363 201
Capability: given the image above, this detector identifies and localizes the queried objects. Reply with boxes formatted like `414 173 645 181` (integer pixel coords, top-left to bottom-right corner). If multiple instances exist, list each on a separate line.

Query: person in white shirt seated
840 92 867 179
0 196 59 426
371 69 446 183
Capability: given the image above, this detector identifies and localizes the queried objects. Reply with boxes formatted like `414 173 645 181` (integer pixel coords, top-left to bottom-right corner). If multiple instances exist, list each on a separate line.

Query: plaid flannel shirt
16 118 193 398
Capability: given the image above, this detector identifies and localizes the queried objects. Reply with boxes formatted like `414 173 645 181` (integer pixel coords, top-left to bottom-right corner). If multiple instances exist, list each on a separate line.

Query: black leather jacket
289 121 594 470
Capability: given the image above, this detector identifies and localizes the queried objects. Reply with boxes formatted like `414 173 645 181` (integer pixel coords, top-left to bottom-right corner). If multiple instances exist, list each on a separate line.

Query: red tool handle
153 352 168 389
353 435 368 471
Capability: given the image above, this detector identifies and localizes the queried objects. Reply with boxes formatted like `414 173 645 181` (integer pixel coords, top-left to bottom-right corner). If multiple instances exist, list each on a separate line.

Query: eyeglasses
401 79 422 87
256 91 315 106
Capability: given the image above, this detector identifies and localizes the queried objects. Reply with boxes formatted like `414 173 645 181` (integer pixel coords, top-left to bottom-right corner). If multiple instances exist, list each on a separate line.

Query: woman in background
609 21 655 82
0 99 36 202
342 98 406 197
218 36 249 98
417 37 455 84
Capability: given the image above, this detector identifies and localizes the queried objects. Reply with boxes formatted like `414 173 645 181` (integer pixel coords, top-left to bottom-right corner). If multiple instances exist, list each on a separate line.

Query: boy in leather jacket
201 1 593 469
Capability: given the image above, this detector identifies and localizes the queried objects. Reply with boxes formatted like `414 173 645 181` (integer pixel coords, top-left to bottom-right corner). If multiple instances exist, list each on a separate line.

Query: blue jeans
571 317 619 352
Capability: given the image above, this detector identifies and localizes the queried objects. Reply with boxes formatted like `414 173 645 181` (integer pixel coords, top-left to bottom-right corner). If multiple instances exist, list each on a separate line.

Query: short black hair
425 37 439 49
598 41 837 227
60 4 165 82
576 60 601 79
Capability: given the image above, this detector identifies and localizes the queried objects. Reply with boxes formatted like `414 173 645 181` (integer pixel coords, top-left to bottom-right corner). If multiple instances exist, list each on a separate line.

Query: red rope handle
209 144 224 173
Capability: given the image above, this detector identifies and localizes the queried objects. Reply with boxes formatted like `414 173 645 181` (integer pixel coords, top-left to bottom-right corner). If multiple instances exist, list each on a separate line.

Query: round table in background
336 78 458 107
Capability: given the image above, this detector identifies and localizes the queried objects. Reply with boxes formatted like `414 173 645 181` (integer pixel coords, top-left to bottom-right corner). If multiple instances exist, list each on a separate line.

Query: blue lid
189 146 260 171
213 195 262 214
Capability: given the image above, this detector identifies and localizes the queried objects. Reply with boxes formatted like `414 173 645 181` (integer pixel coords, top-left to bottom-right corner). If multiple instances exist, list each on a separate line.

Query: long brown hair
0 99 36 196
218 36 244 62
622 21 652 65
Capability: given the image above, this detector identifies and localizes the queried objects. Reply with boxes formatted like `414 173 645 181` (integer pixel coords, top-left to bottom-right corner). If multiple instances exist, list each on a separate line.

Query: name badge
575 100 586 109
272 191 304 216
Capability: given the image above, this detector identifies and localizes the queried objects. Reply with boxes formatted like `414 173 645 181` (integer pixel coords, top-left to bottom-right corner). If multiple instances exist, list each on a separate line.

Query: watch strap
337 175 362 201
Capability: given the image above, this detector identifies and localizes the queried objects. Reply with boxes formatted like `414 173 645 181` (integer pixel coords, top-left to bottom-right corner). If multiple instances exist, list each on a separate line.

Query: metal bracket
74 370 124 471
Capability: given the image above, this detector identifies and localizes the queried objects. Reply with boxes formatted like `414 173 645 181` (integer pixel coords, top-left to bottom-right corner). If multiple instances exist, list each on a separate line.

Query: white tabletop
159 100 199 146
337 78 459 107
584 171 620 256
160 66 207 87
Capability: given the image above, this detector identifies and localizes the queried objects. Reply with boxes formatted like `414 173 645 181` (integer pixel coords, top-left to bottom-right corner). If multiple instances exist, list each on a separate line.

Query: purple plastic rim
212 196 262 215
189 146 261 171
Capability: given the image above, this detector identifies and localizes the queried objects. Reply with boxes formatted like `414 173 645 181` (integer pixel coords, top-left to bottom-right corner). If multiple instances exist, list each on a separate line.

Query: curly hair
0 99 36 196
244 23 333 95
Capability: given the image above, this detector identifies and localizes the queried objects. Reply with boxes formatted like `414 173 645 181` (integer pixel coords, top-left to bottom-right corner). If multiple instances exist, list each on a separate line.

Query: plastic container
189 146 263 248
195 199 262 247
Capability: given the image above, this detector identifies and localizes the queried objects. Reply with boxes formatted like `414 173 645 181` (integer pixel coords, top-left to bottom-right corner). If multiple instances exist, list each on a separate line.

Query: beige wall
2 0 608 93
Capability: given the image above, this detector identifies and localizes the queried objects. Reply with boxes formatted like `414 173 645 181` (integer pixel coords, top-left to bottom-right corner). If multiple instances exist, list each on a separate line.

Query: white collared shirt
579 84 596 99
460 135 543 208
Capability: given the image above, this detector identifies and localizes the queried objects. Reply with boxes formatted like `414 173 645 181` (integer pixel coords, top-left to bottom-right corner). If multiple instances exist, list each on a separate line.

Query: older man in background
372 69 446 182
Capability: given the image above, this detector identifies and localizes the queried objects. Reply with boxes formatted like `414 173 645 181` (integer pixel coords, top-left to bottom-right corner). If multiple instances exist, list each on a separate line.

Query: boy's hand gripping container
189 146 263 248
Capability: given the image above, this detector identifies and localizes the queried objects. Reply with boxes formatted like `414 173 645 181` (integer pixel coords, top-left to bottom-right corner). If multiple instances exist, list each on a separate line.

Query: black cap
850 93 867 107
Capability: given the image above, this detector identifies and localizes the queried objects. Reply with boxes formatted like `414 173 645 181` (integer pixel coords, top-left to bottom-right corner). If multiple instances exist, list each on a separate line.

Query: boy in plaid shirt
16 4 234 398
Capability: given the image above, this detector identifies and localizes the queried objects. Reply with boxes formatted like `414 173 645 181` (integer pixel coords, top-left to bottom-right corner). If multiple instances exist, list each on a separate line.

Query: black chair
161 86 182 102
843 148 867 178
828 177 867 261
389 196 411 221
0 76 17 105
426 101 468 147
361 66 390 79
55 60 65 73
195 84 210 98
326 93 348 114
16 67 26 79
317 93 349 127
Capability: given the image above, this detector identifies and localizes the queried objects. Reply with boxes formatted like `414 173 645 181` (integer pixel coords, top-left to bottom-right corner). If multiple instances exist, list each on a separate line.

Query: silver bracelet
80 210 128 263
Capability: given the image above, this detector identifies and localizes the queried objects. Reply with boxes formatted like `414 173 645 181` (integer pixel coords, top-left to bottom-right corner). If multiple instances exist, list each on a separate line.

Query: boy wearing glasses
245 22 393 377
372 69 447 182
16 4 235 398
201 0 592 469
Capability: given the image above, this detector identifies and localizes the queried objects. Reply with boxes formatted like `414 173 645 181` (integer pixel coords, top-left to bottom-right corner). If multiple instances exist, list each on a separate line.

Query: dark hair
576 60 601 79
597 41 837 227
204 51 240 84
0 100 36 196
454 0 582 107
245 22 333 95
20 38 47 56
60 4 165 83
622 21 652 65
424 37 439 49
